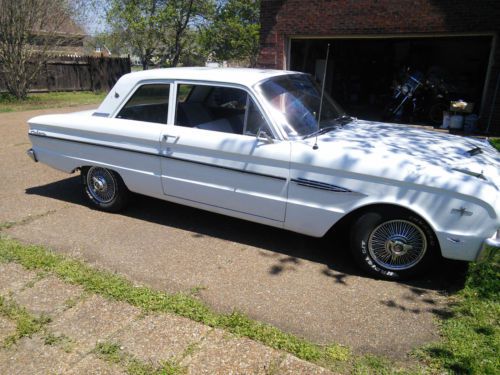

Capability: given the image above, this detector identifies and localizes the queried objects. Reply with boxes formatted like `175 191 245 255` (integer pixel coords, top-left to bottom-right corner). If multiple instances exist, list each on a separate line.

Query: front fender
284 172 499 261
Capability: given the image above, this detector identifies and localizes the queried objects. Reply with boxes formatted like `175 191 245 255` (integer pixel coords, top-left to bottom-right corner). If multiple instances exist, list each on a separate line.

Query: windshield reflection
257 74 345 137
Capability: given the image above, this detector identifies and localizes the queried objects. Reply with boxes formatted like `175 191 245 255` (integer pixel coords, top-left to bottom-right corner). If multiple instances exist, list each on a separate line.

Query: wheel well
326 203 438 243
78 165 129 189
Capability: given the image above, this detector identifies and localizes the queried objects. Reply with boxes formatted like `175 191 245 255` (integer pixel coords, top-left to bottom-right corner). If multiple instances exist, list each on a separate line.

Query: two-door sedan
27 67 500 279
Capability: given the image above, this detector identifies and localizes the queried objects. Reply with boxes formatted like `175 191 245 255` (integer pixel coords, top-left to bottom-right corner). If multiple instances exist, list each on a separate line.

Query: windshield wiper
302 115 353 139
333 115 355 124
303 125 338 139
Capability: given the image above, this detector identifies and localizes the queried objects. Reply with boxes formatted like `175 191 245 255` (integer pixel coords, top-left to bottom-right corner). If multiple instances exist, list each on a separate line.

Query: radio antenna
313 43 330 150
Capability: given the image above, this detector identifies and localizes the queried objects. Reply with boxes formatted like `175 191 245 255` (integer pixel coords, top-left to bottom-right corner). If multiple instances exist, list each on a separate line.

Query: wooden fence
0 56 131 93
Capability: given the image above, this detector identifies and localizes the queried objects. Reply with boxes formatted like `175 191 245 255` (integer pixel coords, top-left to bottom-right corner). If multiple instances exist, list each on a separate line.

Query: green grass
94 342 123 364
0 91 107 113
43 332 75 353
94 341 186 375
0 235 407 373
0 295 51 347
489 138 500 152
417 250 500 374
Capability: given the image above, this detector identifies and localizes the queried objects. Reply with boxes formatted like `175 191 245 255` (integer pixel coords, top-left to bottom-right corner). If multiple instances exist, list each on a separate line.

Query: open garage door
289 35 493 127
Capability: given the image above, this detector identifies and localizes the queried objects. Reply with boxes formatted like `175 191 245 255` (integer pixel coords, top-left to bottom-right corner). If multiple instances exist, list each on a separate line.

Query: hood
315 120 500 189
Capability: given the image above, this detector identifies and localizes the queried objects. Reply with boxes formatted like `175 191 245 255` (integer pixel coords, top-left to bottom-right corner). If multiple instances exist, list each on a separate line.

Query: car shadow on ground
26 176 468 305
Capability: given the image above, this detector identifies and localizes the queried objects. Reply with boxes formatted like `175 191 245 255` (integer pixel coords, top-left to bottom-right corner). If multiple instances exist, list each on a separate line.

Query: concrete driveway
0 106 465 360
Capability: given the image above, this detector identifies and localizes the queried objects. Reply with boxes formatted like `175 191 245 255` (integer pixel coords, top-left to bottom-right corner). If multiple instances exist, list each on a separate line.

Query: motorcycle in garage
384 68 453 126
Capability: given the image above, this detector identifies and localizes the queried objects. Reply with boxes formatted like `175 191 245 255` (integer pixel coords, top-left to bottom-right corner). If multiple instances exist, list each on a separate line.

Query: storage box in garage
450 101 474 114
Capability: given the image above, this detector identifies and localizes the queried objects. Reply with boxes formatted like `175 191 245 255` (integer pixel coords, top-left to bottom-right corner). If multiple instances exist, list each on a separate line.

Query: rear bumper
26 148 37 162
476 230 500 263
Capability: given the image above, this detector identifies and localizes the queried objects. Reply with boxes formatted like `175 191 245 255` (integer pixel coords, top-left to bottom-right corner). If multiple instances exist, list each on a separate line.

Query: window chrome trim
171 80 282 140
110 80 174 122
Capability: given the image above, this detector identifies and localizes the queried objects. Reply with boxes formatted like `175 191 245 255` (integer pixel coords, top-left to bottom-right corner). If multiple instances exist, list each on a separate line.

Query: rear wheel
349 208 438 279
81 166 129 212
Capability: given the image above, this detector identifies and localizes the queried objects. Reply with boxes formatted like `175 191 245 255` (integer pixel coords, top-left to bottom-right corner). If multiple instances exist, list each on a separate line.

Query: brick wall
258 0 500 134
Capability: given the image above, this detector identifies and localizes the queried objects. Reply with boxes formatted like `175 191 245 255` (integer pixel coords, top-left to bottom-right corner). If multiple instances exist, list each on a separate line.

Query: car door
160 83 290 223
108 82 172 198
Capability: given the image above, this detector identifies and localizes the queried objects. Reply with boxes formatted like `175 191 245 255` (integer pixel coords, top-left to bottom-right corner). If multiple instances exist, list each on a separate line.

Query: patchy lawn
417 251 500 374
0 91 107 113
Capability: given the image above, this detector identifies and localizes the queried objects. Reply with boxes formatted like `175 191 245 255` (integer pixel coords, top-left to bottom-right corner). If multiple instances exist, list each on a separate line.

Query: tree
107 0 213 69
0 0 74 99
164 0 194 67
200 0 260 67
107 0 171 70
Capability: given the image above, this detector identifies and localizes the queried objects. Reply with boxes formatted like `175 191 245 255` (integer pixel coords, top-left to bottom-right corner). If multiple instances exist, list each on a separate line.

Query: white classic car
27 67 499 279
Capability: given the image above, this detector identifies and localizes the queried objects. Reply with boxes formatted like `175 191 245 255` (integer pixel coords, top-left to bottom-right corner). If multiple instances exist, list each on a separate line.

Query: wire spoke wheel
368 219 427 271
86 167 117 204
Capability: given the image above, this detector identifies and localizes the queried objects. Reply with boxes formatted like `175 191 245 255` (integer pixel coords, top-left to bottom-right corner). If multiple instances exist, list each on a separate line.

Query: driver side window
175 83 273 138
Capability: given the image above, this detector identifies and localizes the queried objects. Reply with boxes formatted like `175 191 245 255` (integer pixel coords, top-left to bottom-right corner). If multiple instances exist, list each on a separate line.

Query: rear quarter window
117 84 170 124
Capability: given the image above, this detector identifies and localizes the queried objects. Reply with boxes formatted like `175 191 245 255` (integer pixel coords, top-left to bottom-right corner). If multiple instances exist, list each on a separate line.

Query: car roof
121 67 299 87
95 67 303 116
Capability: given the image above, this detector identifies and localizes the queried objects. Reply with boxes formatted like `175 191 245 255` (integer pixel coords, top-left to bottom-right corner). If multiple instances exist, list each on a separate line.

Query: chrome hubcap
86 167 116 204
92 176 108 192
368 220 427 270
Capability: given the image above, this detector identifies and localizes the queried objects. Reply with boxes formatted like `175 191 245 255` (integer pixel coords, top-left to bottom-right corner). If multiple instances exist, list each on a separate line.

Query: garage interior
289 36 493 126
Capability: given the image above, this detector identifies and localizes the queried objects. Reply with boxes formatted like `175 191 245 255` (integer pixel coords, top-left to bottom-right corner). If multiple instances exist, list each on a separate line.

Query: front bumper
26 148 37 162
476 229 500 262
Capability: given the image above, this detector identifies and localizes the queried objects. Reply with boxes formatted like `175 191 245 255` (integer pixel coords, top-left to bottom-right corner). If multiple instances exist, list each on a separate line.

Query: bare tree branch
0 0 77 98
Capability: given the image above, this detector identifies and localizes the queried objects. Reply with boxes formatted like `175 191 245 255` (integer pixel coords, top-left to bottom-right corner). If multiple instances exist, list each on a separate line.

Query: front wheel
81 166 129 212
350 208 438 279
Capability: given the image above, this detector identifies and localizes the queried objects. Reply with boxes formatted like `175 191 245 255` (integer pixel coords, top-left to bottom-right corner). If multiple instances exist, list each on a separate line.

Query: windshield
257 74 345 137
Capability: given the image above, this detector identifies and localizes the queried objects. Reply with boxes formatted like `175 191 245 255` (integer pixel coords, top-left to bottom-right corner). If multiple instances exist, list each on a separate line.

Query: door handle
163 134 179 141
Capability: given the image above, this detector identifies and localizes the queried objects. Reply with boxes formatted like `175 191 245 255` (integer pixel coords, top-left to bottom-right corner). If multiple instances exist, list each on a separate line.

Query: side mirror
256 128 274 144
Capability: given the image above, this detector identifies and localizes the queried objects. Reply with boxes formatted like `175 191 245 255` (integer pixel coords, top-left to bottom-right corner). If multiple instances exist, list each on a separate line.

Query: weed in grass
126 360 161 375
0 295 51 347
95 341 124 364
63 297 78 310
43 332 75 353
155 360 186 375
188 285 207 297
95 341 186 375
63 294 86 310
179 341 200 360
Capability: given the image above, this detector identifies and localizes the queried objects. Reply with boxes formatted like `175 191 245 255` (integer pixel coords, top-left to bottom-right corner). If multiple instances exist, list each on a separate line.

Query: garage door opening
289 36 493 127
